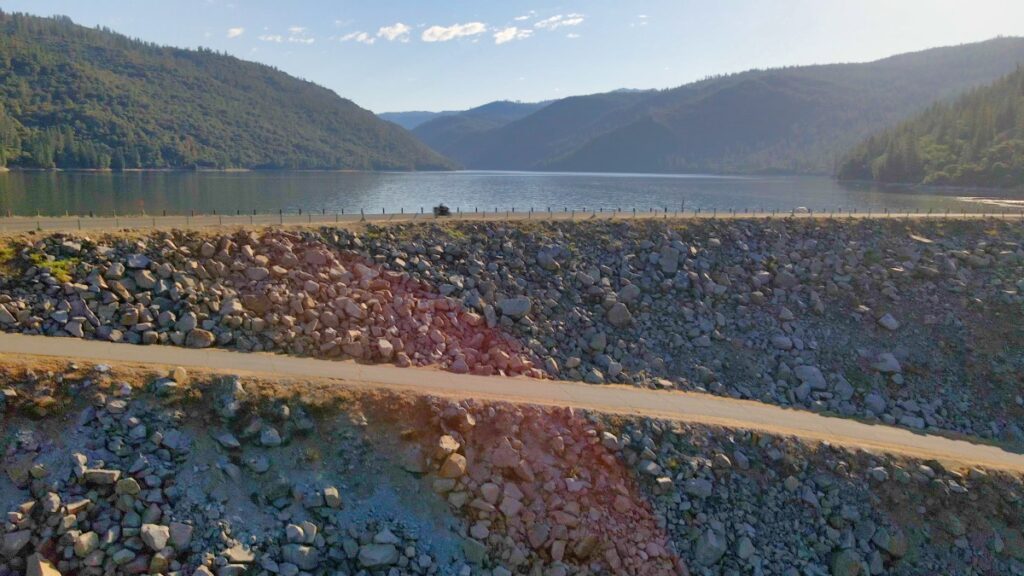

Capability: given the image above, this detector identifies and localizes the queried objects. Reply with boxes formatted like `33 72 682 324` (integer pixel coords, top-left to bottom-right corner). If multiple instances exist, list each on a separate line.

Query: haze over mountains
0 12 452 170
398 38 1024 176
1 9 1021 183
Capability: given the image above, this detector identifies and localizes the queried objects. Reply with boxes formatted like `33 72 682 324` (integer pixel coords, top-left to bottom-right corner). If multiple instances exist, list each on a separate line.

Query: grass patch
442 225 467 241
27 252 81 283
0 243 16 276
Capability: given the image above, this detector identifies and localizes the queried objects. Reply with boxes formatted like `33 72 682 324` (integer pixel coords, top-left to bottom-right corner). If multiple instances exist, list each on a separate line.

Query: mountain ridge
409 37 1024 175
0 12 454 171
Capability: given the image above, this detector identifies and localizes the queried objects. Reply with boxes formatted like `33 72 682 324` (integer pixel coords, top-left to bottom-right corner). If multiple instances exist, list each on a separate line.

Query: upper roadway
1 208 1021 235
0 332 1021 472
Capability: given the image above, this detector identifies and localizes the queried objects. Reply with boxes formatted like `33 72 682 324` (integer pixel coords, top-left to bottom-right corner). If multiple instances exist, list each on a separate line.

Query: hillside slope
427 38 1024 174
376 110 456 130
837 67 1024 188
410 100 551 164
0 12 454 170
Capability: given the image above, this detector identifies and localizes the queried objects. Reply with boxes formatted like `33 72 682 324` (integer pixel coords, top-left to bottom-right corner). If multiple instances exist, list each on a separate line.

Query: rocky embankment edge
0 219 1022 447
2 360 1023 576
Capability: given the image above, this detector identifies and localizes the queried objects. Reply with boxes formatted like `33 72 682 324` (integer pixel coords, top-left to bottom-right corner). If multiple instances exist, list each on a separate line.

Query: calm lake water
0 170 1020 216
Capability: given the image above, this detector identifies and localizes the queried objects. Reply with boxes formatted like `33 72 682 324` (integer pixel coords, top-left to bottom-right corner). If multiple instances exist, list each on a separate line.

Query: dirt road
0 332 1021 471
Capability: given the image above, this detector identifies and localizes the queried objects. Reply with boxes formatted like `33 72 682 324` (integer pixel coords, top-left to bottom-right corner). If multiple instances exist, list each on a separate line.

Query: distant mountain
410 100 551 165
838 67 1024 188
381 100 548 132
377 111 457 130
0 12 454 171
421 38 1024 175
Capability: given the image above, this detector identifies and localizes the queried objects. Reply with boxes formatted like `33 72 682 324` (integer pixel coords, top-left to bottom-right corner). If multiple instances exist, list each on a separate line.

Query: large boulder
830 549 865 576
607 302 632 327
185 329 216 349
794 365 827 390
498 297 532 319
694 529 727 566
358 544 399 568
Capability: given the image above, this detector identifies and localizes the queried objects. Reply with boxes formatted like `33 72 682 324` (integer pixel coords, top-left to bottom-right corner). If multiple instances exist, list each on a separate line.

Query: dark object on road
433 204 451 217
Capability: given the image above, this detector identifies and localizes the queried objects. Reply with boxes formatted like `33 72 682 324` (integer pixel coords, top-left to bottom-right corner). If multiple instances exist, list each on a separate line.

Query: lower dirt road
0 332 1021 471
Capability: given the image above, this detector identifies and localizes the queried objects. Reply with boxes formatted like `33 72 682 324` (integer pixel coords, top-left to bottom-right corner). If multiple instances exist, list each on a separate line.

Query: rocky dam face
0 217 1022 575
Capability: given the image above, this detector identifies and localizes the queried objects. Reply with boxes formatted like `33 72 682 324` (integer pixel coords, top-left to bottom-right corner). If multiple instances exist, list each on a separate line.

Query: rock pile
0 229 539 377
611 416 1024 575
0 367 474 576
406 400 681 575
360 219 1024 442
3 362 1024 576
1 218 1022 442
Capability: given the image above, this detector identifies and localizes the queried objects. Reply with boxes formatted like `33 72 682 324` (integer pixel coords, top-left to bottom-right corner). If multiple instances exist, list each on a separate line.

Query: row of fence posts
5 205 1024 231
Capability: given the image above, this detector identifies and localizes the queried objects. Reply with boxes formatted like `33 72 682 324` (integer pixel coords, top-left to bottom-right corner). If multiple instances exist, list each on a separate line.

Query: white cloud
226 27 245 39
494 26 532 45
377 22 411 42
258 34 283 43
514 10 536 22
535 13 584 30
341 31 375 45
276 26 314 45
566 32 581 39
421 22 487 42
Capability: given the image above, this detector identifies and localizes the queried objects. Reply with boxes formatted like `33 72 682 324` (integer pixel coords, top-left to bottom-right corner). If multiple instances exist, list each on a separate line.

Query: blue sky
5 0 1024 112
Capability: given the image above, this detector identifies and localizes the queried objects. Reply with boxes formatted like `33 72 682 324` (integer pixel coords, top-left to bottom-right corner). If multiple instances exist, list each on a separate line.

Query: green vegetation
0 12 454 171
0 243 15 275
837 67 1024 188
26 252 80 283
413 38 1024 175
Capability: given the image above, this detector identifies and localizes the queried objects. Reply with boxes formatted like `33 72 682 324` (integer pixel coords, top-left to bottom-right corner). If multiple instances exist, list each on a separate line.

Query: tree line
838 66 1024 188
0 11 452 171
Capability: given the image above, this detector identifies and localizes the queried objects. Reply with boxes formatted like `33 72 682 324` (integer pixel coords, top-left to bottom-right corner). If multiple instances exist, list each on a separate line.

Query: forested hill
409 100 552 163
415 37 1024 175
837 67 1024 188
0 12 454 171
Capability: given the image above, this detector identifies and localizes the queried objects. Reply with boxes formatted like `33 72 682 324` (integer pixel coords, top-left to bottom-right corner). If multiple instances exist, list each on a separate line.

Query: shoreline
0 210 1019 237
836 176 1024 195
